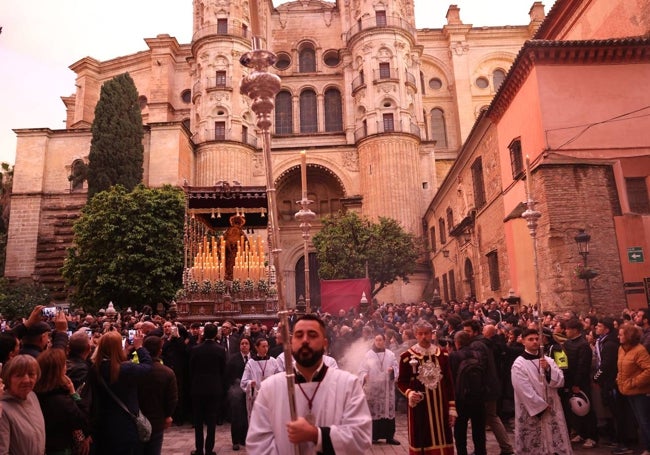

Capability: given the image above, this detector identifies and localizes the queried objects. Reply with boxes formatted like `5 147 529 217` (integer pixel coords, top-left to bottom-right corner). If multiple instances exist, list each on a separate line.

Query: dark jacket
88 347 153 453
563 333 592 391
470 335 501 400
225 351 248 387
36 386 89 453
66 355 91 390
593 332 619 391
138 357 178 434
189 339 227 397
219 333 241 359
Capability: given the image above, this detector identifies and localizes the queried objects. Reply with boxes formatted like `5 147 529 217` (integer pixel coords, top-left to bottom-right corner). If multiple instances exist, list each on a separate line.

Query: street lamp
574 228 595 311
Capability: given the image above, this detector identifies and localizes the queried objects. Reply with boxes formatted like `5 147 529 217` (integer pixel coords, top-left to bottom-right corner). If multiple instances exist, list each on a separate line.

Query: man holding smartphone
13 305 69 358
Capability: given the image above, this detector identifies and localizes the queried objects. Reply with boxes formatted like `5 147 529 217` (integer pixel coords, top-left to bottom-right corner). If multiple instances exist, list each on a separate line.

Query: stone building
5 0 544 306
425 0 650 314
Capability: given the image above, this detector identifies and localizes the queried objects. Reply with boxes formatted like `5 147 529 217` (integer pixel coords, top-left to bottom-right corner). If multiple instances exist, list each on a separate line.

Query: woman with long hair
0 354 46 454
35 348 89 455
89 330 152 454
617 323 650 455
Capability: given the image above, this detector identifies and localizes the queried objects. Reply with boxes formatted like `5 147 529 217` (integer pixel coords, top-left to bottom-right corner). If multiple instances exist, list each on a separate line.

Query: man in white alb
511 328 572 455
246 314 372 454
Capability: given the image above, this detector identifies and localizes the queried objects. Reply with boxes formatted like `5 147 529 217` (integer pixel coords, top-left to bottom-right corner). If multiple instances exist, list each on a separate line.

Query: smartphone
66 330 73 337
41 307 56 318
87 330 93 340
171 325 179 336
128 329 136 343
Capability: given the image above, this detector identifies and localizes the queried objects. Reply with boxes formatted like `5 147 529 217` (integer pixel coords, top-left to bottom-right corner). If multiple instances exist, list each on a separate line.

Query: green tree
87 73 144 199
62 184 185 313
0 278 50 322
312 211 420 297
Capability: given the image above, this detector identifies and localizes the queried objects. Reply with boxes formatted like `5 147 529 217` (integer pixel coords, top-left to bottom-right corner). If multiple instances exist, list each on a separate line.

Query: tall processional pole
240 38 301 455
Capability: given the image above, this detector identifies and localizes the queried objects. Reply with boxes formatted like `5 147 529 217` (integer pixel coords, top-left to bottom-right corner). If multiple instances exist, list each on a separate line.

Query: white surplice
241 356 280 418
358 348 399 420
246 367 372 455
511 352 573 455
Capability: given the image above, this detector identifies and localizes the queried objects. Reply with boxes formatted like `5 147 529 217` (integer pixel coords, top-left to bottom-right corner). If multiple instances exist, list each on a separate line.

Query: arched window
69 159 87 191
300 89 318 133
431 108 448 148
446 207 454 231
493 69 506 91
299 45 316 73
438 218 446 244
275 91 293 134
324 88 343 132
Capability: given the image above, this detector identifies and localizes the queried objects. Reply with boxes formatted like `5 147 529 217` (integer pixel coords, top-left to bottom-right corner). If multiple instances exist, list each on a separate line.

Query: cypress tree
87 73 144 198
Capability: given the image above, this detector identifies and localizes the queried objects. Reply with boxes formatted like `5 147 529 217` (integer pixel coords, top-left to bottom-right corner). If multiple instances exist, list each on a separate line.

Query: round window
429 78 442 90
275 53 291 70
138 95 148 110
475 77 489 89
323 50 341 67
181 89 191 104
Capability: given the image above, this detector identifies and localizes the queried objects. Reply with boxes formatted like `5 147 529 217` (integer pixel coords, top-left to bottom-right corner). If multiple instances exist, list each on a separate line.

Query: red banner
320 278 371 314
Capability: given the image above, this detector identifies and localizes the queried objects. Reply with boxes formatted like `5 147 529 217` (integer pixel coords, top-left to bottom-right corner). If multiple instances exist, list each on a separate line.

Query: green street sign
628 247 644 263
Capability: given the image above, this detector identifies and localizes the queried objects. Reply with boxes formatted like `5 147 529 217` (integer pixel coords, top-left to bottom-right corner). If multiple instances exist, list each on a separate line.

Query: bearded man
246 314 372 454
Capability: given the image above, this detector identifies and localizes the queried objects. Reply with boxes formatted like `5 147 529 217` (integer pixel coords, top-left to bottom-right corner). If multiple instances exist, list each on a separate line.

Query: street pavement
161 409 636 454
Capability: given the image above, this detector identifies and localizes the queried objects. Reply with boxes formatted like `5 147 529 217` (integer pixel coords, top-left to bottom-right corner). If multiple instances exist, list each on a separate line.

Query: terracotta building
424 0 650 314
5 0 544 306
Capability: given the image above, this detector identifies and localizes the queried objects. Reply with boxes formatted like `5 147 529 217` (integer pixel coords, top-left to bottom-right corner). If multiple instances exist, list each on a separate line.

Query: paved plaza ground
162 409 636 454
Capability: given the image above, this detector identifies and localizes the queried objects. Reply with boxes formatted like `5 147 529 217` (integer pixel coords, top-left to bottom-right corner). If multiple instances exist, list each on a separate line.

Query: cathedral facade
5 0 543 306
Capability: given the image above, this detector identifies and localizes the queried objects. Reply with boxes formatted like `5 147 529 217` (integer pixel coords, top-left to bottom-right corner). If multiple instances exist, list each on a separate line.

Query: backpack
455 349 486 403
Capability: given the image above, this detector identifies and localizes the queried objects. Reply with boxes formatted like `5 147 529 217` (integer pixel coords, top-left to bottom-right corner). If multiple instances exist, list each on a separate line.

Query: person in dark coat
218 320 241 359
88 330 152 455
161 321 188 425
66 330 92 389
563 317 599 448
35 348 89 455
139 335 178 455
226 336 251 451
450 331 487 455
462 319 514 455
189 323 227 455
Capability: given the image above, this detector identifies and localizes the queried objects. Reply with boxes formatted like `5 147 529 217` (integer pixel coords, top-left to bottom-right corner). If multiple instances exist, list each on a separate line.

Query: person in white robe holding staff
241 338 279 419
246 314 372 454
358 333 401 445
511 328 573 455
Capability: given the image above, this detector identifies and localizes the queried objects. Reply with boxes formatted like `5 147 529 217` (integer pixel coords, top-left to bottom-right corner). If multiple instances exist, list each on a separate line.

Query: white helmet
569 391 590 416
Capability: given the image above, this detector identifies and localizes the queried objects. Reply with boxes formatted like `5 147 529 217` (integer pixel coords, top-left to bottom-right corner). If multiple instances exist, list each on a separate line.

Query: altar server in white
241 337 279 418
511 328 572 455
246 314 372 455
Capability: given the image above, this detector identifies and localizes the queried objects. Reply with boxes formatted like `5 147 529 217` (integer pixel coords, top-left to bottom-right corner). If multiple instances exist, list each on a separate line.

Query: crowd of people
0 298 649 455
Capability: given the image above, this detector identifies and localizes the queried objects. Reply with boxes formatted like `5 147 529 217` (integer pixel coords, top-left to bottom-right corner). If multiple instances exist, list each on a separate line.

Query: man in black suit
226 336 251 451
219 320 241 359
189 323 227 455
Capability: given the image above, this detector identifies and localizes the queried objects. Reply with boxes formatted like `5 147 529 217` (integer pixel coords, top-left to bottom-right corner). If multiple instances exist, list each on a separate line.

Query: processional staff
521 156 545 387
239 37 301 455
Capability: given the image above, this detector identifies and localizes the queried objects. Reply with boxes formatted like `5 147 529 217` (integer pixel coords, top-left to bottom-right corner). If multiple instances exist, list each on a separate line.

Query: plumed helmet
569 391 590 416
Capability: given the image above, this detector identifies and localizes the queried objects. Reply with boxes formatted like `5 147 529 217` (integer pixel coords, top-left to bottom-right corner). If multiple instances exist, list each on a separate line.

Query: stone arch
213 54 230 69
420 55 454 90
473 51 517 79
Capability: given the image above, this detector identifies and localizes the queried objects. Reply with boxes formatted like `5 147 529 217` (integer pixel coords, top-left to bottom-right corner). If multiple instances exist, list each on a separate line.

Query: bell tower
188 0 259 186
342 0 425 235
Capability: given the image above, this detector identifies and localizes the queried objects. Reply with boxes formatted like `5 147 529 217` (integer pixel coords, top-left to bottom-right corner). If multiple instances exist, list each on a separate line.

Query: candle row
191 234 267 282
